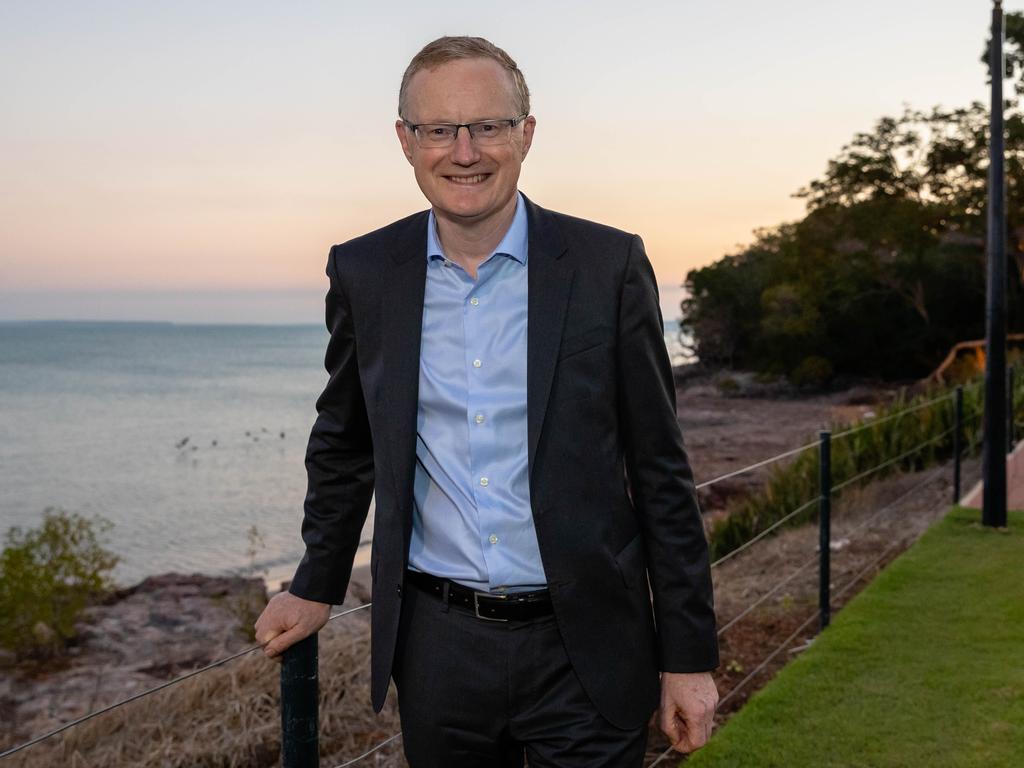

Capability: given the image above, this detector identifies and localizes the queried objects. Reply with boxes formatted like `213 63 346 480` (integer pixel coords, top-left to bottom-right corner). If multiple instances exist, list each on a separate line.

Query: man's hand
658 671 719 754
254 591 331 664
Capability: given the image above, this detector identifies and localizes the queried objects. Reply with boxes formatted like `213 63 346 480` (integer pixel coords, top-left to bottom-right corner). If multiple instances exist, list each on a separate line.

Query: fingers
658 706 683 747
660 703 717 754
670 716 714 754
262 624 308 660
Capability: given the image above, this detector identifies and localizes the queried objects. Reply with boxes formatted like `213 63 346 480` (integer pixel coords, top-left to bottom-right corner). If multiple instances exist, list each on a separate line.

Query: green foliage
790 356 833 389
706 373 1003 561
0 508 119 659
682 13 1024 381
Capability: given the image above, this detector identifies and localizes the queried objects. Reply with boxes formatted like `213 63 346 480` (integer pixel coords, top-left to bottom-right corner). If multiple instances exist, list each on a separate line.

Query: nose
449 125 481 165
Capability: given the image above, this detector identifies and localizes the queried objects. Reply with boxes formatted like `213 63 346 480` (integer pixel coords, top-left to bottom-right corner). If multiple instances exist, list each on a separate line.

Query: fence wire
830 390 956 441
696 439 820 490
710 496 819 569
332 731 403 767
831 424 957 494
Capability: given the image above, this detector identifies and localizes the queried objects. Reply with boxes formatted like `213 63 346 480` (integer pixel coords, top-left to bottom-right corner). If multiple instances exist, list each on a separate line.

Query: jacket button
397 584 403 598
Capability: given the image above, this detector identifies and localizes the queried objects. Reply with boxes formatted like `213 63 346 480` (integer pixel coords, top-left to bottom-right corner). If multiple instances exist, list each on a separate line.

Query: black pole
281 633 319 768
818 430 831 631
984 0 1009 528
954 386 964 506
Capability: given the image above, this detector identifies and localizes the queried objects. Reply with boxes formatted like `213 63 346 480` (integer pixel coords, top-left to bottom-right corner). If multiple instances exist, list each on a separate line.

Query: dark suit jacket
288 192 719 730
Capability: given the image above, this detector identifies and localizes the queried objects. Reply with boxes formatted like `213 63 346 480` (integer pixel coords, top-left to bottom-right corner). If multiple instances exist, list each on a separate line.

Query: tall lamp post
983 0 1009 528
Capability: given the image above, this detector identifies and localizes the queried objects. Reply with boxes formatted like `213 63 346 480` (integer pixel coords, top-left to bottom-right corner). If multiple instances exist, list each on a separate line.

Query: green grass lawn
686 506 1024 768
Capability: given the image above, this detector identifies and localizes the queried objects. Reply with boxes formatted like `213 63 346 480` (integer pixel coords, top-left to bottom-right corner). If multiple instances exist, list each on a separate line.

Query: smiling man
255 35 720 766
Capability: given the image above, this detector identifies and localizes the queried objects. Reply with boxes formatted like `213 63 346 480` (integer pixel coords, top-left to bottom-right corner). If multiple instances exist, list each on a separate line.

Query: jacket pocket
558 325 613 360
613 533 645 589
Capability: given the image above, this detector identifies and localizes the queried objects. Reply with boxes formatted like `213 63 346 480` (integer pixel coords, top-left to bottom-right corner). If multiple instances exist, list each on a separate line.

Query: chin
436 195 494 220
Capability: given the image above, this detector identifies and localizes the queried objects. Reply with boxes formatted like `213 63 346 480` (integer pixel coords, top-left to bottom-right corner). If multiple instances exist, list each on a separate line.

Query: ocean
0 320 689 590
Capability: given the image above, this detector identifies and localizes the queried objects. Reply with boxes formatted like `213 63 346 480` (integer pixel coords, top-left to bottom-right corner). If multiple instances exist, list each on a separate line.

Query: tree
679 14 1024 383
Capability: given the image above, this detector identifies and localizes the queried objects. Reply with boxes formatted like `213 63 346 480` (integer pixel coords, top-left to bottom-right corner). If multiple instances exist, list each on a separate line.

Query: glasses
402 114 528 148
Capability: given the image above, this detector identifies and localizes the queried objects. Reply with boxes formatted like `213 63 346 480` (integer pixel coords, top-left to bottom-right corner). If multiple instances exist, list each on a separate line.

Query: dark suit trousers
392 577 651 767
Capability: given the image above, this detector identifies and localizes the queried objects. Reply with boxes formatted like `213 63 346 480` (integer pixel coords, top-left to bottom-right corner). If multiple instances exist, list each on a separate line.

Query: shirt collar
426 190 528 265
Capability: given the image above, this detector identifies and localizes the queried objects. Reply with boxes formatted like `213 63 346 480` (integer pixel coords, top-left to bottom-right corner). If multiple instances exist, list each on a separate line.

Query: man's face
395 57 535 224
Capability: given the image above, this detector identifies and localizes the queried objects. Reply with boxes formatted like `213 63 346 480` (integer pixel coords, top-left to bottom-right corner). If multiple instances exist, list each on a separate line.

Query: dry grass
6 611 405 768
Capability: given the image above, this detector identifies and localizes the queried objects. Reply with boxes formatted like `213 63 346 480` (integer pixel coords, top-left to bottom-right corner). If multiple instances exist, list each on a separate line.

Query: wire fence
0 383 993 767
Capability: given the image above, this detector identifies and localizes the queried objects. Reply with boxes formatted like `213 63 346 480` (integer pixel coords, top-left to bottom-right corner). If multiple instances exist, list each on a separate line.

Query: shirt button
479 476 489 487
475 413 485 424
472 359 482 368
470 296 480 306
443 259 452 267
488 534 499 545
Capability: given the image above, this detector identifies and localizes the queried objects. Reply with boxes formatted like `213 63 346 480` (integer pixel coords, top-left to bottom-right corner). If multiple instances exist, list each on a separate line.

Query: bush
715 375 741 395
0 507 119 659
790 355 834 389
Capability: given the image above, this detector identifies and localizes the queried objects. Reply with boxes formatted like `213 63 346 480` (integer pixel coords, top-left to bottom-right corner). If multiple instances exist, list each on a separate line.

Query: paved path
959 438 1024 510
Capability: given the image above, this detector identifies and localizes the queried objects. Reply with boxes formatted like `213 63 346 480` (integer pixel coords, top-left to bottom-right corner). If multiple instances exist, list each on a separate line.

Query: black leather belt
404 569 553 622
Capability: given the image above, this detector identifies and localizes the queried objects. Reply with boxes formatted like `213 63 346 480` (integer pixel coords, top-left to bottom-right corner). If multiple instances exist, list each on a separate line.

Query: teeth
448 174 488 184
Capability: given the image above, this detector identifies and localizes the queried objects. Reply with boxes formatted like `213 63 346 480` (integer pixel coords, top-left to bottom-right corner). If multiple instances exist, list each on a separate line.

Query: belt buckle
473 590 509 622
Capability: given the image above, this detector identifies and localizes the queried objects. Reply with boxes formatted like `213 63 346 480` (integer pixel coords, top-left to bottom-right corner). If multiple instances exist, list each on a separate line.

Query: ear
395 120 415 165
520 115 536 161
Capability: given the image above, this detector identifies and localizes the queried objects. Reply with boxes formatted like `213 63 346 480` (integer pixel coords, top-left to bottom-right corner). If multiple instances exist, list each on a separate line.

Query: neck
433 192 519 267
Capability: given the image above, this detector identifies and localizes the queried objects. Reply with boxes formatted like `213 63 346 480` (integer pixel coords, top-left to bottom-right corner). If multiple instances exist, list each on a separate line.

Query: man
255 35 719 767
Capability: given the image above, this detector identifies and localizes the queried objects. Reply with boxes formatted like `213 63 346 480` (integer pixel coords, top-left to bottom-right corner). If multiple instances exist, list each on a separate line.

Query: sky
0 0 1015 323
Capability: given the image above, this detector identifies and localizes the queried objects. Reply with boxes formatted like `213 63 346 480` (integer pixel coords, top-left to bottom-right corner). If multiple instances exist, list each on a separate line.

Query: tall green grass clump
706 373 1004 561
0 507 119 659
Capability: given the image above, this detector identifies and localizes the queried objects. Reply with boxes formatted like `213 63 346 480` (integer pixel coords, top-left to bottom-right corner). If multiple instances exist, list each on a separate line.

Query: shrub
790 355 834 389
0 507 119 659
716 375 741 395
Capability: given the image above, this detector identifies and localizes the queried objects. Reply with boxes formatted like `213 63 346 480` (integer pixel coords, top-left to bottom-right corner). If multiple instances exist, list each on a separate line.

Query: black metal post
818 430 831 631
983 0 1009 528
281 633 319 767
954 386 964 505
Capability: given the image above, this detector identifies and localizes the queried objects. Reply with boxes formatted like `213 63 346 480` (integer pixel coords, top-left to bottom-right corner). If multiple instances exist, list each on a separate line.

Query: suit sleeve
288 246 375 605
616 234 720 672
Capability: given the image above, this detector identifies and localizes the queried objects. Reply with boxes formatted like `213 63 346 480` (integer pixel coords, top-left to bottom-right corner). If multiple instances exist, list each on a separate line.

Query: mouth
444 173 492 186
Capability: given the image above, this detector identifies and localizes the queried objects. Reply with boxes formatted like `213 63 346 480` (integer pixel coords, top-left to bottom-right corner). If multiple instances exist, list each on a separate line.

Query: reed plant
705 372 1008 562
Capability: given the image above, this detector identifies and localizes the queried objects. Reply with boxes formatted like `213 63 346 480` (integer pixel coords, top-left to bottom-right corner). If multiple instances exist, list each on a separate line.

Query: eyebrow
410 116 511 124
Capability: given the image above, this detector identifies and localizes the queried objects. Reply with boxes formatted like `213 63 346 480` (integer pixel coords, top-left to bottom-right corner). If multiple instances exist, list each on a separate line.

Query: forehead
404 57 517 122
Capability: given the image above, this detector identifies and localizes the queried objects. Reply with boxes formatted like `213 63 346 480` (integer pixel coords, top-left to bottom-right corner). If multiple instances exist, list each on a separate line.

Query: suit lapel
381 211 428 553
522 194 573 487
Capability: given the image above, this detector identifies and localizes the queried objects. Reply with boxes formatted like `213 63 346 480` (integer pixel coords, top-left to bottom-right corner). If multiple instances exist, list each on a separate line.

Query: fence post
281 633 319 767
1009 365 1015 452
818 430 831 632
954 386 963 506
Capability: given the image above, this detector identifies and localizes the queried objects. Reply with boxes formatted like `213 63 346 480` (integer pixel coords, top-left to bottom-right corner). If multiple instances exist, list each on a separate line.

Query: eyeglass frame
400 114 530 147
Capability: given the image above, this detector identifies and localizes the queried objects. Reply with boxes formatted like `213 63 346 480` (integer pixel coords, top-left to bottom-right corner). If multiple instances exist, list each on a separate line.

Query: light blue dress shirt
407 191 547 594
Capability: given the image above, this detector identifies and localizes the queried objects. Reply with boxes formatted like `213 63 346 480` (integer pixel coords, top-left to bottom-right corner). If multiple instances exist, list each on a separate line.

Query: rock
1 572 271 750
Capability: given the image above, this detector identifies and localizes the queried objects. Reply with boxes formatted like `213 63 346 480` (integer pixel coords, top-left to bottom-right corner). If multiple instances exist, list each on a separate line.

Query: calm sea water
0 320 688 589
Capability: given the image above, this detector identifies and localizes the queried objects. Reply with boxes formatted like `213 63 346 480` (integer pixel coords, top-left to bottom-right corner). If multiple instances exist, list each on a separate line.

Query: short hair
398 36 530 119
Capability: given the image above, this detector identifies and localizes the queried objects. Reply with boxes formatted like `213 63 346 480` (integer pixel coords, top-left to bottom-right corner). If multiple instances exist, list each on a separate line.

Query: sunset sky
0 1 1014 322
